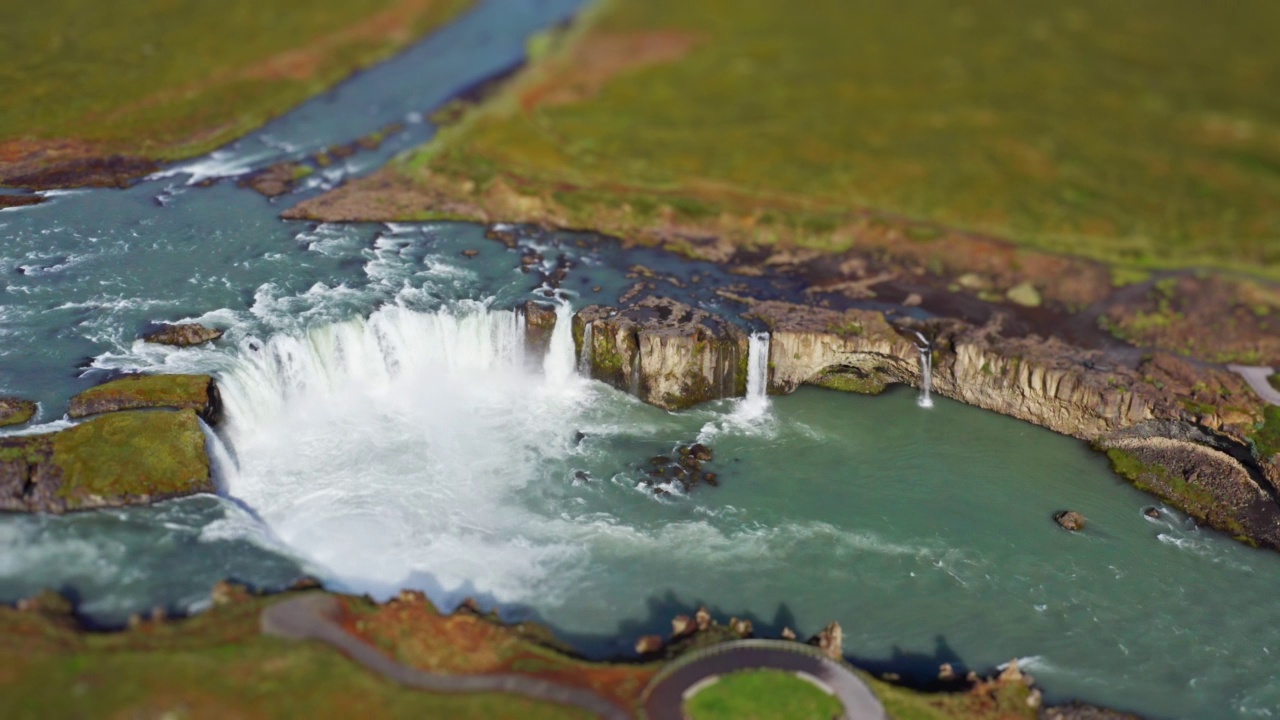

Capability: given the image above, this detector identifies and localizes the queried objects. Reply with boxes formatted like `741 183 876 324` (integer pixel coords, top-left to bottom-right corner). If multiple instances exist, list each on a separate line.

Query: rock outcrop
572 297 748 410
69 374 222 425
0 409 212 513
140 323 224 347
1097 422 1280 547
571 294 1280 549
1053 511 1086 532
0 397 37 427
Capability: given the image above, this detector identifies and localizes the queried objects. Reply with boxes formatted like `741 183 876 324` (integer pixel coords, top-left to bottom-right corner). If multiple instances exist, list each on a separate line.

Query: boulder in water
1054 510 1087 532
0 397 37 427
1143 506 1161 519
141 323 223 347
634 635 664 654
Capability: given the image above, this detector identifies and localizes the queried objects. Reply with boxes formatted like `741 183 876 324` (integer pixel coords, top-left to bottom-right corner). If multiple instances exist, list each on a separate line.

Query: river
1 2 1278 717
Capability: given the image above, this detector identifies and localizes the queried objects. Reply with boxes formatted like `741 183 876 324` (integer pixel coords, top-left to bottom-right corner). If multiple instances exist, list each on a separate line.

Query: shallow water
1 3 1278 719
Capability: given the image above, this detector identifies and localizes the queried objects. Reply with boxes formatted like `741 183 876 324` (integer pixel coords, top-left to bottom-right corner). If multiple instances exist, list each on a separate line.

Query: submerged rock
0 397 37 427
140 323 223 347
0 409 212 513
68 374 221 425
1054 510 1087 532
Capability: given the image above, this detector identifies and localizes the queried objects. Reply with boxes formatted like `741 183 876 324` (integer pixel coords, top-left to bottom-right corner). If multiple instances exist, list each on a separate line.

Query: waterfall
577 321 594 377
913 331 933 409
542 301 576 387
746 332 771 404
218 303 526 437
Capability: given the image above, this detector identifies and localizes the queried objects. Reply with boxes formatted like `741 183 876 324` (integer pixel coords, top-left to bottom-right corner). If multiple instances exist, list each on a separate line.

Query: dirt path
1228 365 1280 406
639 640 888 720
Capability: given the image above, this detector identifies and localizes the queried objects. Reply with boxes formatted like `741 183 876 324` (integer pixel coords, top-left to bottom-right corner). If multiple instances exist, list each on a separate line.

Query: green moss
1267 373 1280 393
0 400 36 427
1180 398 1217 416
683 669 842 720
828 321 864 337
1 0 472 170
68 374 213 418
1252 405 1280 459
813 369 888 395
49 410 210 504
1104 447 1249 538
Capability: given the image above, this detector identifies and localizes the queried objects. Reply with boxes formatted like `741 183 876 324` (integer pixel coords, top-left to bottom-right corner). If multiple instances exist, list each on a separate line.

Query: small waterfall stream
746 331 771 405
542 301 577 387
577 321 594 377
913 331 933 409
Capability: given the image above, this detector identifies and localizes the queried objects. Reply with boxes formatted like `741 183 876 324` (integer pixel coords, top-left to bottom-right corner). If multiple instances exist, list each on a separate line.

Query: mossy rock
0 398 37 427
69 374 220 424
812 369 888 395
0 410 211 512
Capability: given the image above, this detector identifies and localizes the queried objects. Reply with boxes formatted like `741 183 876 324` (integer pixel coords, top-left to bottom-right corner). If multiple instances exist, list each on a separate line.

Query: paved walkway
1228 365 1280 406
261 594 630 720
640 640 888 720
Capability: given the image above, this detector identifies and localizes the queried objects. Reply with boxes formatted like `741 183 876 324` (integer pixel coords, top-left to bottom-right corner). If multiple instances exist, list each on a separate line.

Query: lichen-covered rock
573 297 747 410
69 374 221 425
0 397 37 427
0 409 212 513
140 323 224 347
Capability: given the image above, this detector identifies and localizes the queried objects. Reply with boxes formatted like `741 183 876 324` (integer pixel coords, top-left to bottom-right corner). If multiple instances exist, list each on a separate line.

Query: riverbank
0 583 1092 719
0 0 471 189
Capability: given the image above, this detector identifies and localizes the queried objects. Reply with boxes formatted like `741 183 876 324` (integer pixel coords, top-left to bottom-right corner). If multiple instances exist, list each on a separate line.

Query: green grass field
0 0 470 161
411 0 1280 276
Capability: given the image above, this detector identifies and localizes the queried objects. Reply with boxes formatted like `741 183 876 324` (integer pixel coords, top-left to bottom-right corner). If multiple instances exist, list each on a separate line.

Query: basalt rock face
573 295 1280 549
1097 421 1280 548
523 300 559 360
572 297 748 410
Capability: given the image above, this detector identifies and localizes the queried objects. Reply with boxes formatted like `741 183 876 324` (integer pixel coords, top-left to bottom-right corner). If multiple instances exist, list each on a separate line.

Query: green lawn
410 0 1280 276
683 669 843 720
0 0 470 161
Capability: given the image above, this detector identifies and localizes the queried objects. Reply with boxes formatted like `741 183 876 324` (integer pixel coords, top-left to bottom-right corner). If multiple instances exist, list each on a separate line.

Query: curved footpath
1228 365 1280 406
262 595 888 719
640 640 888 720
261 594 631 720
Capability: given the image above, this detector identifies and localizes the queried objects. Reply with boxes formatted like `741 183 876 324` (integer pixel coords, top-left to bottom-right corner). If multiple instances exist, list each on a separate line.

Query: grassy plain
405 0 1280 277
682 669 843 719
0 0 470 167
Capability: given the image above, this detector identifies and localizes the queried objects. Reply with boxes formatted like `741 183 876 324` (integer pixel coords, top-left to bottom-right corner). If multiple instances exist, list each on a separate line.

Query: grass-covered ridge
406 0 1280 277
0 0 470 171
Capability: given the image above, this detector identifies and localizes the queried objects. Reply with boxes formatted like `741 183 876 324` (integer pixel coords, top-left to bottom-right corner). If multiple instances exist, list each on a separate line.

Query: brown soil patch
343 594 654 709
0 138 158 189
520 30 702 111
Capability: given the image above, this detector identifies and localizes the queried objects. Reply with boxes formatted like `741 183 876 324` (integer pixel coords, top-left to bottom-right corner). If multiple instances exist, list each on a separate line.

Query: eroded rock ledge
554 296 1280 550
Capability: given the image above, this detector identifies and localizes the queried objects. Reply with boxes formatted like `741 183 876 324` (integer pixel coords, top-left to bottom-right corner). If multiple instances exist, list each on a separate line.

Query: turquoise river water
1 3 1279 718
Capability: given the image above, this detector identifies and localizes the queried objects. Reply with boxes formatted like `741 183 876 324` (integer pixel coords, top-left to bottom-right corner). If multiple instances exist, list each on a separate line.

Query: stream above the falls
1 3 1279 718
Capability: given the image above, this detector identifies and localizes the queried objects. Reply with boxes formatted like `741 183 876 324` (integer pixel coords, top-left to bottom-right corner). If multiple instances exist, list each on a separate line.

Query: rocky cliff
572 297 748 410
551 296 1280 549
